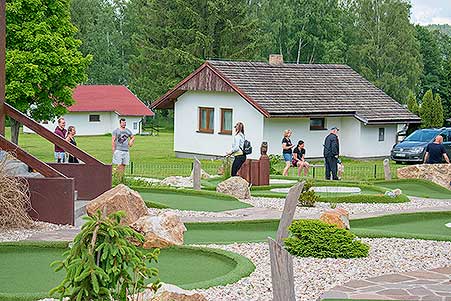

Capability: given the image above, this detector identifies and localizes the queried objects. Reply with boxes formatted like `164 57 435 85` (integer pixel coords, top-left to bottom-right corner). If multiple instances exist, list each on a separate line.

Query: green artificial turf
0 242 254 300
136 187 252 212
374 179 451 199
185 220 280 244
351 211 451 241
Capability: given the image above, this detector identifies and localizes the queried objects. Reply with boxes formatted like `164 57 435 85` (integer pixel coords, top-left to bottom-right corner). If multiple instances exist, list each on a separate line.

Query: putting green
351 211 451 241
185 220 279 244
0 242 254 301
374 179 451 199
136 187 252 212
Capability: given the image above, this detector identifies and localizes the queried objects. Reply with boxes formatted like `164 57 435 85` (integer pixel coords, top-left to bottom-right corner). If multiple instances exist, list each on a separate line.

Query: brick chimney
269 54 283 65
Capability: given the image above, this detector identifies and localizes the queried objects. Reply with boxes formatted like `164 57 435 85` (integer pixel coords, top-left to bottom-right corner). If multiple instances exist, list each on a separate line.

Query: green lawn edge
132 186 248 202
0 241 255 300
373 178 451 199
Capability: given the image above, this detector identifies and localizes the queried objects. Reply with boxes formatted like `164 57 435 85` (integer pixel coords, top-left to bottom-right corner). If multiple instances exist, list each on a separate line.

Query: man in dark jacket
323 127 340 180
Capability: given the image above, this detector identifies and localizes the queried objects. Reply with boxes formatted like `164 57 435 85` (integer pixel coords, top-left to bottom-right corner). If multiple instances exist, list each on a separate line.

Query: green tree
433 93 444 127
406 90 419 115
6 0 91 144
420 90 442 128
343 0 422 103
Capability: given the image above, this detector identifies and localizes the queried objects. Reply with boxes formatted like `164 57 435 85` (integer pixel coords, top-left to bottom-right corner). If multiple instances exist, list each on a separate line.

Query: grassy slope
374 179 451 199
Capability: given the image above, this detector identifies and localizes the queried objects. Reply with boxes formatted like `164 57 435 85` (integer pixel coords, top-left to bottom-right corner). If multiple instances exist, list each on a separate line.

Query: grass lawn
351 211 451 241
0 242 254 300
374 179 451 199
136 187 252 212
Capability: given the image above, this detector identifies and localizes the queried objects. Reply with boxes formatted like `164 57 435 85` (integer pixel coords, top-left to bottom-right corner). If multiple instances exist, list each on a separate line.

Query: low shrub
269 154 282 175
298 180 320 207
284 219 369 259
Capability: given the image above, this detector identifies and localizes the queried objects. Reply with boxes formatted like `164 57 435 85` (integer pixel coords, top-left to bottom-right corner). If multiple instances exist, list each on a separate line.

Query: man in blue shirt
424 135 450 164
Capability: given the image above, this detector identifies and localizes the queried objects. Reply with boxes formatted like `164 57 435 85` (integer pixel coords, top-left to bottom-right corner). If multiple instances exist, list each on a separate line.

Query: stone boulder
320 208 350 230
216 176 250 199
160 176 193 188
86 184 148 225
131 212 186 249
392 188 402 196
190 168 211 180
397 164 451 190
134 283 208 301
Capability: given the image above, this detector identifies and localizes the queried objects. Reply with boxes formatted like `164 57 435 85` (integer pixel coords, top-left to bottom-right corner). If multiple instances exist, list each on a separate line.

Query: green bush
50 211 160 300
298 180 320 207
269 154 282 175
284 219 369 259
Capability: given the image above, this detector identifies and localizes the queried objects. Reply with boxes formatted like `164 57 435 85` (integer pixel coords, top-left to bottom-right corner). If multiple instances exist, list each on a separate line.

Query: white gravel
193 238 451 301
0 222 76 242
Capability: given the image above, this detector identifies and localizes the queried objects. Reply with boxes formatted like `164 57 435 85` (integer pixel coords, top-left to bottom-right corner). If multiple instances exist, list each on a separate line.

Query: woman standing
292 140 310 177
226 122 246 176
282 129 294 176
65 126 79 163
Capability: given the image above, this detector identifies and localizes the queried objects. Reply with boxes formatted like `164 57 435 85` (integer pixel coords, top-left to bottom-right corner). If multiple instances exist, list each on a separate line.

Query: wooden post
383 158 391 181
0 0 6 135
193 157 201 190
268 237 296 301
276 181 304 244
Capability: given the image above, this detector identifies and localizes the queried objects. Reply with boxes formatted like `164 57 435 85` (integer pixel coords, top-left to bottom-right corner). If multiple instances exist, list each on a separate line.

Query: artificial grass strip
351 211 451 241
185 219 280 244
135 187 252 212
373 179 451 199
0 242 254 300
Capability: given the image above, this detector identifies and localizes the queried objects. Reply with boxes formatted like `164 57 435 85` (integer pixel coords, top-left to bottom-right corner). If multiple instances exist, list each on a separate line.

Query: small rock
319 208 350 229
392 188 402 196
86 184 148 225
161 176 193 188
190 168 211 180
131 212 186 249
216 176 251 199
385 191 396 198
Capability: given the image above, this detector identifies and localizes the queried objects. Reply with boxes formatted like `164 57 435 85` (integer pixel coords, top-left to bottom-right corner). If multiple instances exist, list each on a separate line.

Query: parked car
391 128 451 163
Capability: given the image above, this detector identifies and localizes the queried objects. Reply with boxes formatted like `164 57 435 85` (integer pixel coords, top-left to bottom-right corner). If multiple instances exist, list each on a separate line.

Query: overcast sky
411 0 451 25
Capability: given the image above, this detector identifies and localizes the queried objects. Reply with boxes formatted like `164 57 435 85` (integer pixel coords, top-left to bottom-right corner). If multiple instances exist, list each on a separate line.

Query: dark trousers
325 156 338 180
231 155 247 176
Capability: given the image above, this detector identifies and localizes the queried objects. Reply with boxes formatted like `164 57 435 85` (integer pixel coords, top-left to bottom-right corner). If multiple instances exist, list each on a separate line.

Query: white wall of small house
174 90 264 159
23 112 143 136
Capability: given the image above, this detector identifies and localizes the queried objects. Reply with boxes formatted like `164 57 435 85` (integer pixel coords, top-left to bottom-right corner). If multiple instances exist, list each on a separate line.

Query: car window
442 130 451 142
404 130 440 142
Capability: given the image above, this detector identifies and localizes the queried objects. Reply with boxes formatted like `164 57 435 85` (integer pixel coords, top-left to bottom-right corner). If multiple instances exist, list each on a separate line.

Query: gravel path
193 238 451 301
0 222 76 242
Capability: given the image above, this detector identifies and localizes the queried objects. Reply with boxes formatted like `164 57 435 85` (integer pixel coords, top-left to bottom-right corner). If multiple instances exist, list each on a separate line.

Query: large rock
216 176 250 199
134 283 208 301
86 184 148 225
320 208 350 230
397 164 451 190
160 176 193 188
131 212 186 249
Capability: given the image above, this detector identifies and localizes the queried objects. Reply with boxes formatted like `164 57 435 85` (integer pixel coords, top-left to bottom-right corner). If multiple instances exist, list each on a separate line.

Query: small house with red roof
24 85 154 136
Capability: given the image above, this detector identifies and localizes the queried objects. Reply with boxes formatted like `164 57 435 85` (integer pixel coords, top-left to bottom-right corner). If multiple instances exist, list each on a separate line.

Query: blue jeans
54 152 65 163
283 153 292 162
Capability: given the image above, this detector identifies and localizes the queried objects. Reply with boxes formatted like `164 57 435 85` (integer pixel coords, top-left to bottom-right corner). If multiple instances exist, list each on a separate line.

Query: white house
151 55 421 159
24 85 154 136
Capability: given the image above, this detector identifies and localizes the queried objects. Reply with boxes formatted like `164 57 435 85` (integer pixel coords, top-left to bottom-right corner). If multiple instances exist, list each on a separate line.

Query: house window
379 128 385 141
220 108 233 134
89 114 100 122
133 122 138 130
42 121 48 124
198 107 214 133
310 118 326 130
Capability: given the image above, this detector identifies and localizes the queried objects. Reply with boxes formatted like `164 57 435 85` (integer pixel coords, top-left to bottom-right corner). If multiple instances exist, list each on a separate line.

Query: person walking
424 135 450 164
282 129 294 176
54 117 67 163
323 127 340 180
65 126 79 163
112 118 135 181
292 140 310 177
226 122 247 176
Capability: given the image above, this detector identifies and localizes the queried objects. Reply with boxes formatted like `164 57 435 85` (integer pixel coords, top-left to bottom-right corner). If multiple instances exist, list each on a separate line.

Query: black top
426 142 446 164
68 137 79 164
293 147 305 160
282 137 293 154
323 133 339 157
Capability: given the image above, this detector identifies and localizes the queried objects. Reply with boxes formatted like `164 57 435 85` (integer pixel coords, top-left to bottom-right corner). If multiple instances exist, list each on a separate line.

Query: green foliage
222 156 232 179
284 219 369 259
50 211 160 300
406 90 419 115
420 89 443 128
269 154 282 175
434 94 444 127
298 180 319 207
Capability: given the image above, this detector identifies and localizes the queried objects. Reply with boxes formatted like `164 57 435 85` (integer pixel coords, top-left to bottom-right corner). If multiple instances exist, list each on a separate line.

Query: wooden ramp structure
0 1 112 225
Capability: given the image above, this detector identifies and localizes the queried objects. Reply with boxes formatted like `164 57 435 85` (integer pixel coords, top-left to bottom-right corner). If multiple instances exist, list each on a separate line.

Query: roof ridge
207 60 350 69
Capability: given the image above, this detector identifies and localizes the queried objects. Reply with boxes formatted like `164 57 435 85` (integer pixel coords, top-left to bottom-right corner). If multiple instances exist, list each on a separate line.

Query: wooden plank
276 181 304 244
193 157 201 190
5 104 102 165
0 0 5 135
383 158 392 180
0 135 65 177
268 237 296 301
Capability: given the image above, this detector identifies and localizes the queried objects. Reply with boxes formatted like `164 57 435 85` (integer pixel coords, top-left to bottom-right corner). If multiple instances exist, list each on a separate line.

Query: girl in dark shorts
292 140 310 177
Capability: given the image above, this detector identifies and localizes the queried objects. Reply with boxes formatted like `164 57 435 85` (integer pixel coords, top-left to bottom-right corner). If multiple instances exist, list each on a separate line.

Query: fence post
193 157 201 190
131 161 134 175
313 166 315 179
373 164 377 179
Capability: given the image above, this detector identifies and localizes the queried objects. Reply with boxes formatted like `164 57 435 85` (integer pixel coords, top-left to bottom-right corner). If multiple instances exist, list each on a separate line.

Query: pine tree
420 90 438 128
406 90 419 115
433 93 444 127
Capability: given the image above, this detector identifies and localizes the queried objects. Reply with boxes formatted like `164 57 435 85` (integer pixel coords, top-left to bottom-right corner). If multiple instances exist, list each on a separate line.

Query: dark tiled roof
208 60 420 123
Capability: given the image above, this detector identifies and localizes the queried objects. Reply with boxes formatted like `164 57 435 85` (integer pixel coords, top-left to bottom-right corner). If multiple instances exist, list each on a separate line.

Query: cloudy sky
411 0 451 25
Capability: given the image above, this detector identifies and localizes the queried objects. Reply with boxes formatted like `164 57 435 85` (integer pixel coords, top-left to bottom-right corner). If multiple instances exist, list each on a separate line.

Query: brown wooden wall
179 67 234 93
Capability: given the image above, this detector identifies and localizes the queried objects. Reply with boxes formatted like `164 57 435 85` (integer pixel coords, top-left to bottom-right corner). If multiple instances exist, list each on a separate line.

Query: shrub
50 211 160 300
269 154 282 175
298 180 320 207
284 219 369 259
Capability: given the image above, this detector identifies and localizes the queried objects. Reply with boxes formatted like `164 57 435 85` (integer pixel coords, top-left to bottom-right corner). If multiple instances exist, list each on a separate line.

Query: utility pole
0 0 6 135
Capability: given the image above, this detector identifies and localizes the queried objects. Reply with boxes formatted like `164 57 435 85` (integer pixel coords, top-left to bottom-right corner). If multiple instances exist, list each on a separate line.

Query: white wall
24 112 143 136
358 124 398 157
174 91 264 159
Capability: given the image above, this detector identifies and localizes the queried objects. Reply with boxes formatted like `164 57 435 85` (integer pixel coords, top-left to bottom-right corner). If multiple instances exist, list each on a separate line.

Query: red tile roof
70 85 154 116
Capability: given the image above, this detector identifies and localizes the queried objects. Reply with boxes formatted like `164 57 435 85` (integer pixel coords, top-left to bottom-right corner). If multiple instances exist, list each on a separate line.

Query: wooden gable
179 66 234 93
